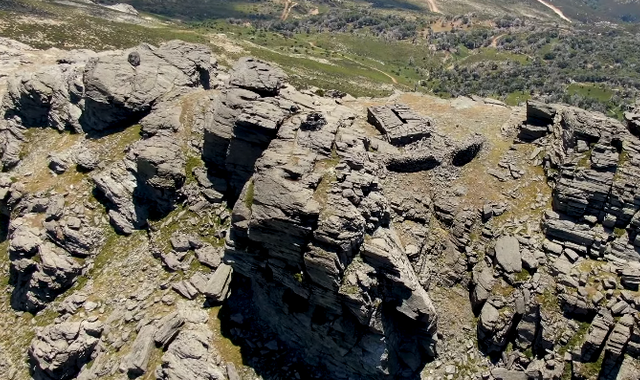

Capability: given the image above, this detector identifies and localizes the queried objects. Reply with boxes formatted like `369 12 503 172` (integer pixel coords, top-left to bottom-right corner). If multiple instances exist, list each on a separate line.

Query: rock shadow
212 274 327 380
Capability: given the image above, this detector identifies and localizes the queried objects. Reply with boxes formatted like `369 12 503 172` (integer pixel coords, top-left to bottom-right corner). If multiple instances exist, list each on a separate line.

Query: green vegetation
505 91 532 106
5 0 640 113
579 353 604 379
614 227 627 238
559 321 590 355
523 347 533 359
567 83 614 102
618 149 630 168
185 155 204 184
244 180 255 209
578 148 593 168
537 288 561 313
514 269 530 282
561 362 572 380
493 280 515 297
0 3 205 51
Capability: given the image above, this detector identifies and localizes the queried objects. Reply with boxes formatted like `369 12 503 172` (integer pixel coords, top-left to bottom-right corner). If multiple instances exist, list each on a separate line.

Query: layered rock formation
3 37 640 380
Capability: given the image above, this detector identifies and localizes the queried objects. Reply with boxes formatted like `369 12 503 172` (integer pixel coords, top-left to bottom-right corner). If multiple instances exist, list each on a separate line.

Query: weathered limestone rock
10 242 82 312
120 324 157 377
203 263 233 302
155 326 226 380
526 100 556 126
154 312 185 348
494 235 522 273
581 310 614 362
477 299 516 354
222 77 438 378
127 135 186 217
202 58 292 200
29 319 104 380
82 41 214 132
0 40 214 171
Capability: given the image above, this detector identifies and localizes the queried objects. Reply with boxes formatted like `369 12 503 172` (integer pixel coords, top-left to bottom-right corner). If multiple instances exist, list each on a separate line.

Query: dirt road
534 0 571 22
490 34 505 48
280 0 298 21
425 0 440 13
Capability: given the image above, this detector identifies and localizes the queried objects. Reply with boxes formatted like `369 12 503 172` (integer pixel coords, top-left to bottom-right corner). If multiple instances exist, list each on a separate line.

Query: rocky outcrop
477 298 516 354
29 319 104 380
221 67 439 379
494 235 522 273
81 41 214 133
202 57 293 201
8 195 103 312
155 326 226 380
92 134 187 233
0 40 215 170
521 102 640 262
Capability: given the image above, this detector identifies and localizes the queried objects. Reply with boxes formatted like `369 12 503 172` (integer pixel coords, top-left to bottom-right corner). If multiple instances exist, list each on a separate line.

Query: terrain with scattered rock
0 35 639 380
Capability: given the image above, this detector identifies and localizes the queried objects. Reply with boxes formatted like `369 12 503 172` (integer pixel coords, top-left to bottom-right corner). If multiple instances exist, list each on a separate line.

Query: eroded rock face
0 40 215 170
521 101 640 262
203 57 293 201
368 104 485 173
9 39 640 380
29 319 104 380
81 41 214 133
8 194 103 312
155 326 226 380
221 69 438 378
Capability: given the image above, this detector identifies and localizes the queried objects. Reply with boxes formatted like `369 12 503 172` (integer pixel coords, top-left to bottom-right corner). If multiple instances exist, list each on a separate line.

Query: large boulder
155 326 226 380
29 319 104 380
202 58 292 201
494 236 522 273
127 136 186 217
82 41 214 133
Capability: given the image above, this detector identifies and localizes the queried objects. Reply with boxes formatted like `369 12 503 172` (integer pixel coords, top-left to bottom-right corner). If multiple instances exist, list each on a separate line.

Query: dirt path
490 34 505 48
534 0 571 22
280 0 298 21
344 56 398 84
425 0 440 13
307 41 398 84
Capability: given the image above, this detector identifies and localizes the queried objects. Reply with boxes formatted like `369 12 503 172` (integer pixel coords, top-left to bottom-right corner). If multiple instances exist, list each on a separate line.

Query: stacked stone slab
367 104 434 146
202 57 292 201
368 104 484 172
222 73 438 379
521 101 640 262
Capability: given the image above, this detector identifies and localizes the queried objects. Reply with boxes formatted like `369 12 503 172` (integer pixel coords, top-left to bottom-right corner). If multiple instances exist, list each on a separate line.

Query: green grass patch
567 83 614 102
577 148 593 168
185 155 204 184
460 48 529 65
505 90 531 106
536 288 561 313
559 321 590 355
514 269 530 282
579 353 604 379
613 227 627 238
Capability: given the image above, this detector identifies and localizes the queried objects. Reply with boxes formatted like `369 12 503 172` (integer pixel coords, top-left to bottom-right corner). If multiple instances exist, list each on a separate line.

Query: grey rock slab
154 311 185 348
29 320 103 380
494 236 522 273
120 324 157 377
203 263 233 302
194 244 223 269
